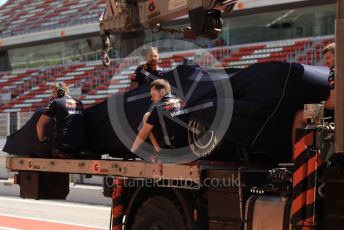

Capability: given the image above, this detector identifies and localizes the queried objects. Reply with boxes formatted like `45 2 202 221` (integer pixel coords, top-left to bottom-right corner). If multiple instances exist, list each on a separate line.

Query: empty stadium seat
0 0 104 38
0 35 335 112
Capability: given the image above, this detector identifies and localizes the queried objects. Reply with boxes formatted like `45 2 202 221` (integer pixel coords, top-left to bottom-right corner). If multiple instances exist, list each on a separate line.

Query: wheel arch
123 186 202 230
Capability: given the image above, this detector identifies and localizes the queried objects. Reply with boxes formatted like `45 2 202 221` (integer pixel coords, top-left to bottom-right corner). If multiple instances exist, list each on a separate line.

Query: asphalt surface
0 196 111 230
0 138 112 229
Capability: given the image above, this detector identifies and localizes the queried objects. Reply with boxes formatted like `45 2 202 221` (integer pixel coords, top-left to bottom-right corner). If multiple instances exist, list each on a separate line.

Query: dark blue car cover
3 62 330 161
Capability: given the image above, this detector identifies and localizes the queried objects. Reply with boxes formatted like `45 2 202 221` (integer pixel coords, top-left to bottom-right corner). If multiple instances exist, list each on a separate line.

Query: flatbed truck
5 0 344 229
5 145 344 230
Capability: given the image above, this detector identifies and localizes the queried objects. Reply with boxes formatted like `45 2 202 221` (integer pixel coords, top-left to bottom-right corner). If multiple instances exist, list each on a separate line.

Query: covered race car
3 61 330 163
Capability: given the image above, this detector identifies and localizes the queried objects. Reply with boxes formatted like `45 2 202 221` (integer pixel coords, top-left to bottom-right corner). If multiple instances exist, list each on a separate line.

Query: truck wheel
188 120 218 158
131 196 187 230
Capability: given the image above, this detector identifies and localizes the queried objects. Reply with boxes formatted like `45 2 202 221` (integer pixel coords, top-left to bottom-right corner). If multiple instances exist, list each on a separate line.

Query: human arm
130 122 154 153
128 80 140 90
36 115 52 142
37 100 56 142
149 133 161 153
325 90 335 110
325 69 335 110
128 66 144 90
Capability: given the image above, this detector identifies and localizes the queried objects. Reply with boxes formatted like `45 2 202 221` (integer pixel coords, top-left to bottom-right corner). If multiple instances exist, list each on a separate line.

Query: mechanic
128 47 164 90
130 79 187 157
323 42 335 70
36 82 84 159
292 43 335 144
323 42 335 109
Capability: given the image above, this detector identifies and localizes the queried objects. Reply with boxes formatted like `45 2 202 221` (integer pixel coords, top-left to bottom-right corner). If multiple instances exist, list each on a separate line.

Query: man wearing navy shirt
131 79 187 157
36 82 84 159
323 43 335 109
292 43 335 144
129 47 163 90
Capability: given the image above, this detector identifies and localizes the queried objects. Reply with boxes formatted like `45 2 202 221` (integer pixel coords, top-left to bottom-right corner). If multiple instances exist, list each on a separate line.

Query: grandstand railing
11 48 114 70
0 0 104 39
0 113 10 138
0 35 335 113
0 112 33 138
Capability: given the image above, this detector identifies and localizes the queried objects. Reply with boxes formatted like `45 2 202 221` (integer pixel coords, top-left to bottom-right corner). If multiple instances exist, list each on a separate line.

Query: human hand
154 146 161 154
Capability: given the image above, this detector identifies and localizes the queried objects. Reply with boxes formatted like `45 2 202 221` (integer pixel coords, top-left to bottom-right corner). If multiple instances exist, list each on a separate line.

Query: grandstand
0 0 105 38
0 35 335 112
0 0 336 137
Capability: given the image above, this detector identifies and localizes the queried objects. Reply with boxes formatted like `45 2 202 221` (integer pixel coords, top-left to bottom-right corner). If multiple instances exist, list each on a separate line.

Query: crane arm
99 0 237 66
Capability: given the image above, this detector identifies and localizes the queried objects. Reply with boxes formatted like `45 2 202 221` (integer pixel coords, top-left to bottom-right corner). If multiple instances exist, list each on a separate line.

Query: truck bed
6 157 201 182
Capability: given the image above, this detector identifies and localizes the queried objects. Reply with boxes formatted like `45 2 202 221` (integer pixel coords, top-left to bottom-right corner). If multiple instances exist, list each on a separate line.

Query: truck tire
188 120 218 158
131 196 187 230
